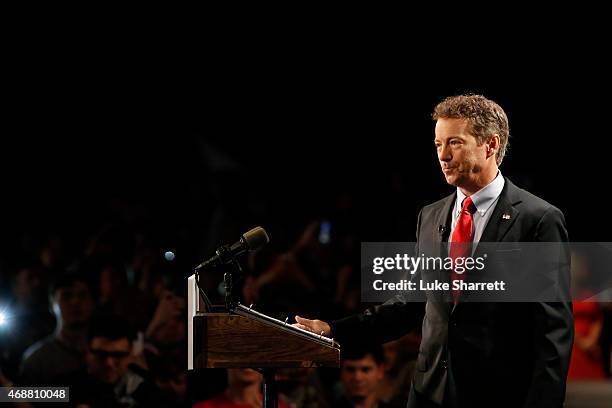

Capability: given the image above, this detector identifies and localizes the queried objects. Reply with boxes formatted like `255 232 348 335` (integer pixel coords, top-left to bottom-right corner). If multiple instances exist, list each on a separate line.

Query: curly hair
433 94 510 165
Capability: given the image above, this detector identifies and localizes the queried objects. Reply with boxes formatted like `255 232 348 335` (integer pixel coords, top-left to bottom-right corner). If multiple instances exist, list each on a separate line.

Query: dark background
1 41 610 405
2 60 607 267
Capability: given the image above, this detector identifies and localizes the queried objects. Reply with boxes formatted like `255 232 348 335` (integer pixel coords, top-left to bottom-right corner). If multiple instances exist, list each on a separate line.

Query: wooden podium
187 275 340 407
193 310 340 368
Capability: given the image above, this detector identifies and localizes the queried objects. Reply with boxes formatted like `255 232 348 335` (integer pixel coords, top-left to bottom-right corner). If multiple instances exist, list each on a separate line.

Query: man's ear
486 135 500 159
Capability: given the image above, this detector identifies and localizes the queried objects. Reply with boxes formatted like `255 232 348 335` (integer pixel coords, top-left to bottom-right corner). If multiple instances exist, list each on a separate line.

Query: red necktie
450 196 475 303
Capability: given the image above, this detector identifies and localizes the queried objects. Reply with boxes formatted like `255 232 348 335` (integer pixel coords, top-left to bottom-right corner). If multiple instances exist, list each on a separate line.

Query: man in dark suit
295 95 573 407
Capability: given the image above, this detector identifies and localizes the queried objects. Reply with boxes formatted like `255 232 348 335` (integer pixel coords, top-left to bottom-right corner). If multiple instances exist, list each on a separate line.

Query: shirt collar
455 171 505 216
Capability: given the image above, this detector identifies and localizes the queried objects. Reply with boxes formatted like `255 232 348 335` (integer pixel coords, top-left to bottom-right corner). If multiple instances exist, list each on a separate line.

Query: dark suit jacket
330 178 574 408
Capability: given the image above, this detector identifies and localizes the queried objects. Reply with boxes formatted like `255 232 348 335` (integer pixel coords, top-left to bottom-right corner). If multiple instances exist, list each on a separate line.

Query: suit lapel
432 192 455 314
434 192 455 244
477 178 522 245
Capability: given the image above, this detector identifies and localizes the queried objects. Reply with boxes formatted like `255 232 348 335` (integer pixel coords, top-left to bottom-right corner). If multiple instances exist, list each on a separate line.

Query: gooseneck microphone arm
194 226 270 272
193 226 270 311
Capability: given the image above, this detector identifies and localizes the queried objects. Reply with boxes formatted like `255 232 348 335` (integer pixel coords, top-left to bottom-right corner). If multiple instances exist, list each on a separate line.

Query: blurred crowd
1 160 611 407
0 218 190 407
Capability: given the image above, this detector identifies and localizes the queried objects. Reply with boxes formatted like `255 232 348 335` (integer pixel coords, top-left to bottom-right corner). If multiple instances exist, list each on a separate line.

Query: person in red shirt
567 251 606 380
568 301 606 379
194 368 289 408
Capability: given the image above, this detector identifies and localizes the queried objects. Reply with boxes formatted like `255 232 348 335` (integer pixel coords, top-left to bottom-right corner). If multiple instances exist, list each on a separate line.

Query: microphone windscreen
242 226 270 250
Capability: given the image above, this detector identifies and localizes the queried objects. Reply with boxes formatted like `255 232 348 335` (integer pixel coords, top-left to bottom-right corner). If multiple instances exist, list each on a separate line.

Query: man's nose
438 145 451 162
104 356 118 367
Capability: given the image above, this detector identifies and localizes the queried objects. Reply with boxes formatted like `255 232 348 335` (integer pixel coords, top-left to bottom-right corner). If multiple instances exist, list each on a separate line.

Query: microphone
194 226 269 271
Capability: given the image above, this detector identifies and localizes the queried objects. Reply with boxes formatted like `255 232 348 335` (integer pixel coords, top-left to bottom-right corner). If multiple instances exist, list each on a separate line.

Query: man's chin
101 374 120 385
348 394 367 403
443 175 459 187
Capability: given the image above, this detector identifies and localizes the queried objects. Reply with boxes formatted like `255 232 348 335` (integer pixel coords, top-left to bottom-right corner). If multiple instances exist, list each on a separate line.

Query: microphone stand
196 248 278 408
224 257 242 311
192 244 235 313
225 256 278 408
259 368 278 408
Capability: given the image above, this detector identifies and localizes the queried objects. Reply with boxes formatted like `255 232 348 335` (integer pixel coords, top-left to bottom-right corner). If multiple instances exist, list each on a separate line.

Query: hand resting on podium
293 315 331 337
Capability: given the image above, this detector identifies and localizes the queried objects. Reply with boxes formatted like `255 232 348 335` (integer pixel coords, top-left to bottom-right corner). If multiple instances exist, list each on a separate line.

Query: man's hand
293 315 331 337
